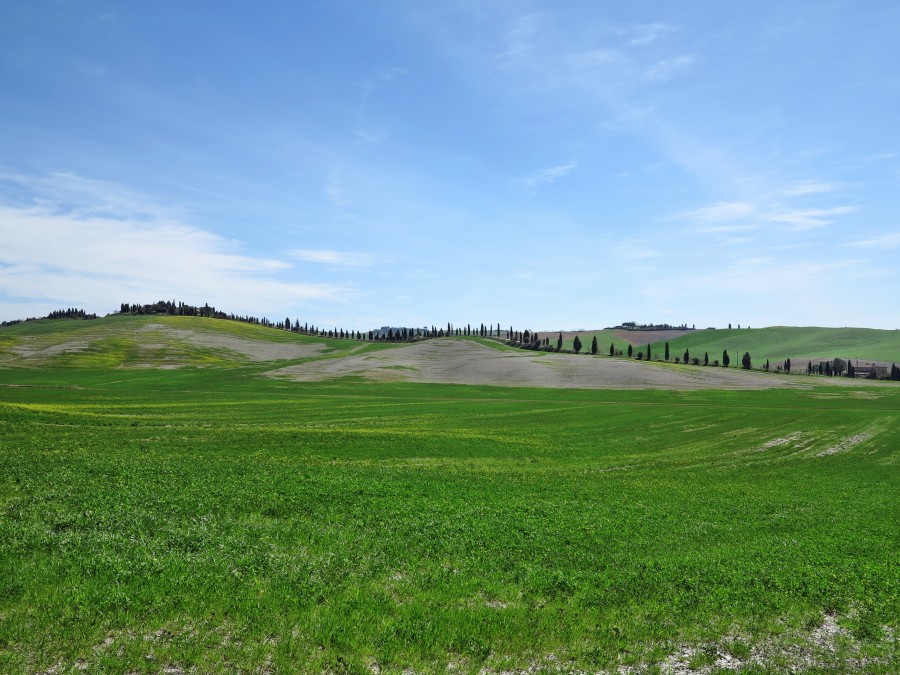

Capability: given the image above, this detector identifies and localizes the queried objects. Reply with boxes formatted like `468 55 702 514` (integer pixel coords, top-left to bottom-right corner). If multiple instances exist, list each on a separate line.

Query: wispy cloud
685 201 756 222
0 171 178 221
290 249 374 266
498 12 544 68
686 257 866 295
522 161 577 192
610 240 660 261
644 55 696 81
627 23 679 46
844 232 900 249
781 181 839 196
768 206 856 230
353 67 406 144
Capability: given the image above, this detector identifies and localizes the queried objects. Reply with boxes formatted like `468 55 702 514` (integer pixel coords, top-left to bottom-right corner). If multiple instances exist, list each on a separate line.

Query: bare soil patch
268 339 796 390
11 336 94 359
137 324 327 362
818 431 876 457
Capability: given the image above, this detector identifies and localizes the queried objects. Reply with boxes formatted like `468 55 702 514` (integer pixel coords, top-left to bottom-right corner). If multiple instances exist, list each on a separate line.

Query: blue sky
1 1 898 330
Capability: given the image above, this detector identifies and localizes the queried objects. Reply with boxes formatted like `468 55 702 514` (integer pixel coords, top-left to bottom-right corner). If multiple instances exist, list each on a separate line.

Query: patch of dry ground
269 339 796 390
136 323 327 362
11 336 94 359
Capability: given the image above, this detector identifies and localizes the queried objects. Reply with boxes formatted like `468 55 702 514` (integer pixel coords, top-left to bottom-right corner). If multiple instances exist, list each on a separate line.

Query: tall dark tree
591 335 598 355
664 342 670 361
573 335 582 353
704 352 709 366
742 352 752 370
646 343 652 360
627 344 633 358
557 332 563 351
609 342 615 356
684 348 690 364
722 349 730 367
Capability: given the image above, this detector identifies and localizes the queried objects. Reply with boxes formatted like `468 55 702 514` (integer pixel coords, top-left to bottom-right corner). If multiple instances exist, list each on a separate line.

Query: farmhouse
853 362 889 379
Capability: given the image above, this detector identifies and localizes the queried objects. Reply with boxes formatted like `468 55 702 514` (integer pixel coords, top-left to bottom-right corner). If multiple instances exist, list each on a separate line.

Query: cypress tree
665 342 670 361
591 335 598 355
609 342 615 356
647 343 652 360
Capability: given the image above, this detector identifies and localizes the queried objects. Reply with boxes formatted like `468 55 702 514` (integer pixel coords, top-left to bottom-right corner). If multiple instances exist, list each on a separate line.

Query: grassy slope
0 315 394 370
657 326 900 365
553 326 900 363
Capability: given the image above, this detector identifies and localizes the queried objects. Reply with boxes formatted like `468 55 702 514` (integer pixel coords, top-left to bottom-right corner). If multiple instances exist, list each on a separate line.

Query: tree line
1 307 98 328
117 300 548 345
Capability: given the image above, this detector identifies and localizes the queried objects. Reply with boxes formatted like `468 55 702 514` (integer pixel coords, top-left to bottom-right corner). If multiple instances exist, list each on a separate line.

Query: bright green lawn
0 368 898 673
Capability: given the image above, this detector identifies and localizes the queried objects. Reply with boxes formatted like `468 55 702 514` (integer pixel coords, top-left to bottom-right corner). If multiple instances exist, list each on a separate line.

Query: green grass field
1 318 898 672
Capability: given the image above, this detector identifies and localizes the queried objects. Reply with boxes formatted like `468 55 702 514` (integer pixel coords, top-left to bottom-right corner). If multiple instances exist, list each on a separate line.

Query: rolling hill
2 315 898 389
548 326 900 366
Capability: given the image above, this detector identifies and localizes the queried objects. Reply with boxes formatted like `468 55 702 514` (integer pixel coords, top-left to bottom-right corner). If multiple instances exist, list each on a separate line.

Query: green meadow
0 319 898 673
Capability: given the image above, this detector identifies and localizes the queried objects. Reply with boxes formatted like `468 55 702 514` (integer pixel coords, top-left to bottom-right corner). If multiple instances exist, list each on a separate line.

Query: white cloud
522 161 577 192
0 175 350 320
290 249 374 266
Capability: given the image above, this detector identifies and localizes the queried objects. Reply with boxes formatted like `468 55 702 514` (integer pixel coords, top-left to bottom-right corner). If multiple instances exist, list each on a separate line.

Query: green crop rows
1 367 898 673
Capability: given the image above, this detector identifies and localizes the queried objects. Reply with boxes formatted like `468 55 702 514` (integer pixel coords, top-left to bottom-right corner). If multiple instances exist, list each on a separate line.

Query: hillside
545 326 900 366
657 326 900 366
3 315 899 390
0 314 385 370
